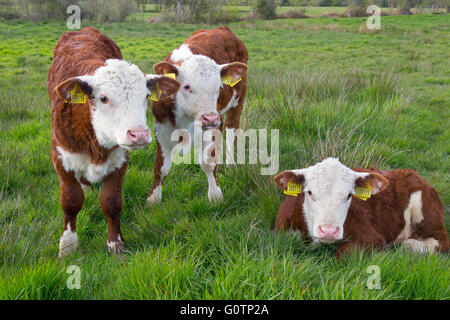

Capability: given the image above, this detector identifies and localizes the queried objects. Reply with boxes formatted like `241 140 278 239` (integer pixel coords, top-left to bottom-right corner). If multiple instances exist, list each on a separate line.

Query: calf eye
347 193 353 200
183 85 191 91
99 95 109 104
307 190 315 201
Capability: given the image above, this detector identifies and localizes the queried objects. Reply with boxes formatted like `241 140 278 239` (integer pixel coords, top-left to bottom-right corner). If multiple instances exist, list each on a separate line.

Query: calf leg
401 238 441 253
147 140 172 205
201 162 223 203
402 229 449 254
201 133 223 203
100 163 127 254
58 174 84 258
400 189 449 253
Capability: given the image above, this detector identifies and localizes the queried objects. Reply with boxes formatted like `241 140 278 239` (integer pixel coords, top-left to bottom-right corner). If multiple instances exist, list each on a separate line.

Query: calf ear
220 62 248 83
273 170 305 191
55 77 93 103
355 172 389 195
153 61 179 76
146 75 180 98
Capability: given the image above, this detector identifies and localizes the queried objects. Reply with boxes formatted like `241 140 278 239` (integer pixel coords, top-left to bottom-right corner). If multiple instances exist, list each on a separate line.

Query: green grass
0 14 449 299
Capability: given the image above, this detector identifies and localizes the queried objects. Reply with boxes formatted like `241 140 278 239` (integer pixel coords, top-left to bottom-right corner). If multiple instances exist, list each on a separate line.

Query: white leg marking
107 234 125 254
147 123 175 205
402 237 439 253
396 191 423 242
160 143 173 178
58 224 78 258
201 162 223 203
147 185 162 204
200 129 223 203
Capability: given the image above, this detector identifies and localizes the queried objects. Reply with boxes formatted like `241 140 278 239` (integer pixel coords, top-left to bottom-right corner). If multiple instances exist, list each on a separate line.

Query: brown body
49 27 127 254
275 168 449 258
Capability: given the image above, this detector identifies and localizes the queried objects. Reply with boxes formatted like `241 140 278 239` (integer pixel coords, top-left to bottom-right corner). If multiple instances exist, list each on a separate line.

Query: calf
273 158 449 258
49 27 179 257
147 27 248 204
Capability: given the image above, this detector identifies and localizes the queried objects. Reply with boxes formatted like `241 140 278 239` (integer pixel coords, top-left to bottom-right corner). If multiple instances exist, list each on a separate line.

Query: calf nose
127 128 151 146
201 112 220 129
318 225 340 241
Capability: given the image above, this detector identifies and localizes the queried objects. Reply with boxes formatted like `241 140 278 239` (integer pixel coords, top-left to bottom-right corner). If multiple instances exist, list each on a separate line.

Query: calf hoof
402 238 438 254
107 239 125 255
402 239 425 253
208 187 224 203
58 231 78 258
147 187 162 205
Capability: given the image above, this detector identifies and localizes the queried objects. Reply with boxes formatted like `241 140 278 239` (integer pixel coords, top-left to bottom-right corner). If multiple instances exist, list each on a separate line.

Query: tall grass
0 15 448 299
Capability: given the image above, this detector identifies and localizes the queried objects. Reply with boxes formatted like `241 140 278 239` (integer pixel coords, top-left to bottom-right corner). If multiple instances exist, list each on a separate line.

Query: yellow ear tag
163 72 176 80
284 181 302 196
70 83 86 104
148 82 162 102
354 181 372 201
221 74 241 87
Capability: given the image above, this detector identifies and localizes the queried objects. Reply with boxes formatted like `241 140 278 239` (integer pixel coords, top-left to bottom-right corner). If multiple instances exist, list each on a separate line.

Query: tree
397 0 415 14
347 0 369 7
135 0 149 20
255 0 277 19
176 0 185 22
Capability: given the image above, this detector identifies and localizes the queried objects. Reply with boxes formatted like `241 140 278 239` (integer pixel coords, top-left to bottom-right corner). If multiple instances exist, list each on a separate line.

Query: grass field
0 13 449 299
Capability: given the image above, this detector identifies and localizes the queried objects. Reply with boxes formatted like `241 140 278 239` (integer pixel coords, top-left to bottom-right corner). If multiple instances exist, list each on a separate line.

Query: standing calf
49 27 179 256
274 158 449 258
147 27 249 204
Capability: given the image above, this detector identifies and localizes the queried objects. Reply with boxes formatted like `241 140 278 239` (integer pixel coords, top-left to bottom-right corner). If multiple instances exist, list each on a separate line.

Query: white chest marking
56 146 126 184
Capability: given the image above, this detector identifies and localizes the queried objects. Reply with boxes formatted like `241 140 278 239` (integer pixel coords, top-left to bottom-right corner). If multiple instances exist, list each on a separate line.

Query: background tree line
0 0 447 23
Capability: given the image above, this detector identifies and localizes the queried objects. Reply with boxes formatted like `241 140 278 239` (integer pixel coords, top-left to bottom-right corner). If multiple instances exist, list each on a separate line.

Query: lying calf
273 158 449 258
49 27 179 256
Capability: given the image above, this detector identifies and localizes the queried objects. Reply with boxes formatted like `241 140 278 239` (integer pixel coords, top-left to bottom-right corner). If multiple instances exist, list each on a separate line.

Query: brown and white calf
147 27 248 204
273 158 449 258
49 27 179 257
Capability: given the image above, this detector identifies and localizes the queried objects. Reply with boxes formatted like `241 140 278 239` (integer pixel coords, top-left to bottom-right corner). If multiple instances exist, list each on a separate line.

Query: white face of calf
154 53 248 129
274 158 389 243
56 59 180 150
